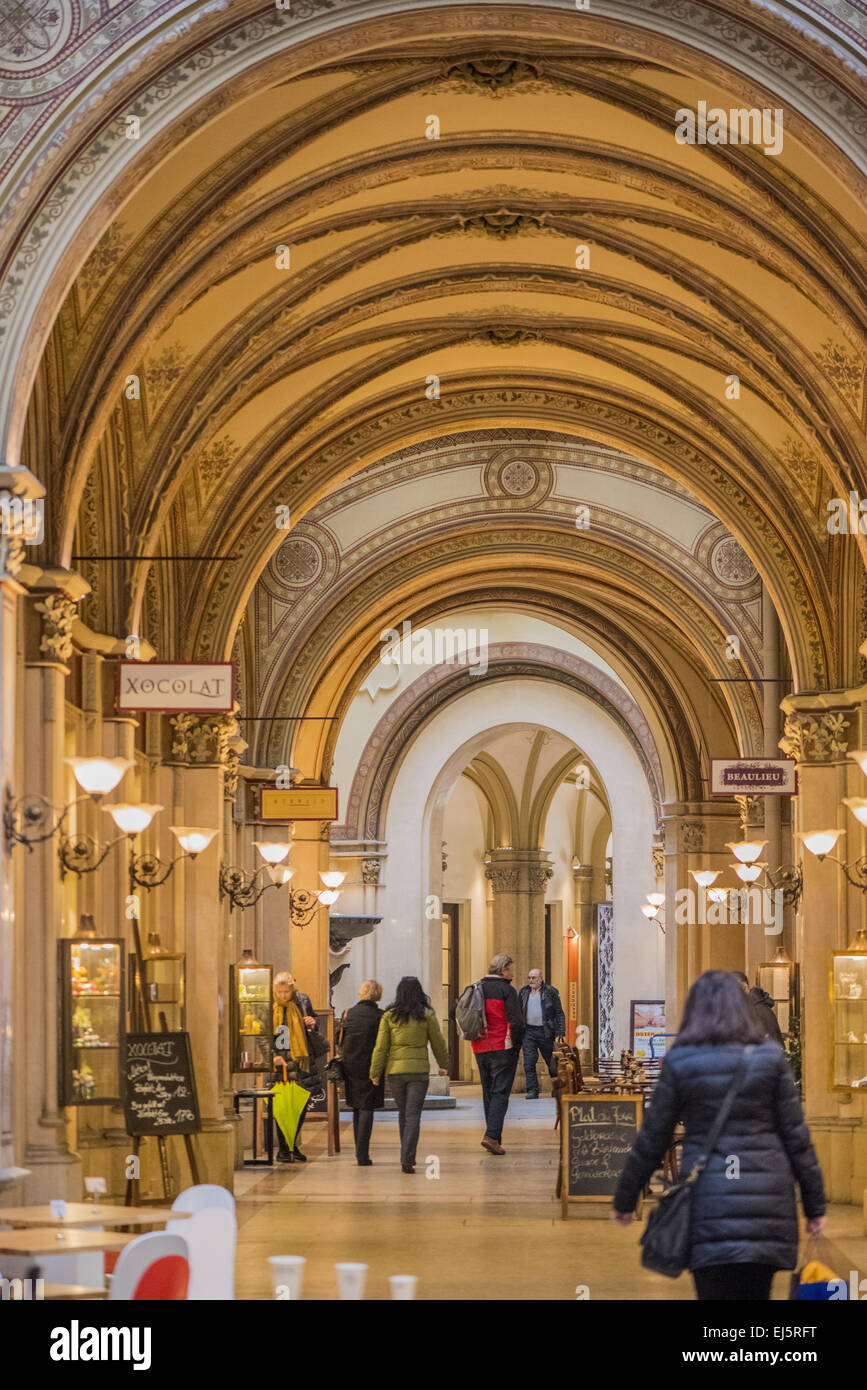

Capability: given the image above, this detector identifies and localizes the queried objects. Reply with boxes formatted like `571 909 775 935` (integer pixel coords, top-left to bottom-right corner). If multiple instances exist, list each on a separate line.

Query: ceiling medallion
710 536 757 586
274 536 323 588
457 209 548 240
444 56 541 92
499 460 539 497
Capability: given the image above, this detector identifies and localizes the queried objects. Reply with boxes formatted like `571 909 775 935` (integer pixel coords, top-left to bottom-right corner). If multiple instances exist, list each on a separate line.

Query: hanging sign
709 757 797 796
117 661 234 713
260 787 339 822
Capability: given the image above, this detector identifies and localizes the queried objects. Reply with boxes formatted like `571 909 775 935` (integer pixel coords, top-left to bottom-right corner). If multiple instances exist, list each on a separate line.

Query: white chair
109 1232 189 1301
170 1184 235 1216
166 1187 236 1300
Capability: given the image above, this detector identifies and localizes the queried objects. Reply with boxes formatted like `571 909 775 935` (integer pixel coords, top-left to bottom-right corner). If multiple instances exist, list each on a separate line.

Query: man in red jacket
472 953 525 1155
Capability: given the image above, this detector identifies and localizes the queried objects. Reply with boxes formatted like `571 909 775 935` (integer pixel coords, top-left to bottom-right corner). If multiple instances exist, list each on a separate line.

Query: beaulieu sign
117 662 234 713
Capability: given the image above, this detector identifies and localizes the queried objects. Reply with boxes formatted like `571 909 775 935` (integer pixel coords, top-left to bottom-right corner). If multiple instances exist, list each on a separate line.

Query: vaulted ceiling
16 7 867 750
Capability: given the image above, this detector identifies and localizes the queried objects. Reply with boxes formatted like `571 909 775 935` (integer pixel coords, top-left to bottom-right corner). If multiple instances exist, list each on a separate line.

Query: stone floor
233 1088 867 1301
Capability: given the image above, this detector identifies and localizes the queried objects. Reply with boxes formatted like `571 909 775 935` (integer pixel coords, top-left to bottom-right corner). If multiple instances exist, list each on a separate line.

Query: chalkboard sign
123 1032 201 1136
560 1094 642 1214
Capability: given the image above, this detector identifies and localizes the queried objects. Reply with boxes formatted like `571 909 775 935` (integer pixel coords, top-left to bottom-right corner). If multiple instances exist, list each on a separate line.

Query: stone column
484 847 553 981
287 818 331 1009
165 712 238 1189
0 485 34 1191
17 587 85 1200
779 700 866 1203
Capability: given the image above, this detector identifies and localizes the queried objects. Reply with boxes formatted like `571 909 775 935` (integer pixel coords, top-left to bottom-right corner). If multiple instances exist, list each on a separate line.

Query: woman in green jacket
370 976 449 1173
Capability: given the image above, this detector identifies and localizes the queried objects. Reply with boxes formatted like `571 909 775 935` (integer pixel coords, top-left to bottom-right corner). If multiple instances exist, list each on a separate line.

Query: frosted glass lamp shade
105 804 162 835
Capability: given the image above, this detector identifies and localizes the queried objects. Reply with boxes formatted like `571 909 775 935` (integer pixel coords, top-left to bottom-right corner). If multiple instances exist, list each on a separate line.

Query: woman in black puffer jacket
612 970 826 1301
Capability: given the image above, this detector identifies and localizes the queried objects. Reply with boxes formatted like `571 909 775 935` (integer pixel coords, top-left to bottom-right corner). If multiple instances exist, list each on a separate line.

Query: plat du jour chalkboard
560 1094 642 1213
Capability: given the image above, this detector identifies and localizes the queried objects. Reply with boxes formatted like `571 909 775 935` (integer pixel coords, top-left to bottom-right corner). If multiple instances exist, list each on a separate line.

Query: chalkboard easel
122 1014 201 1205
559 1093 643 1218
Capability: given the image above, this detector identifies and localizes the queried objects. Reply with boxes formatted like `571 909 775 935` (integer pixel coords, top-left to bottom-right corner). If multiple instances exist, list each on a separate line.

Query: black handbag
640 1047 753 1278
324 1057 346 1084
307 1027 329 1060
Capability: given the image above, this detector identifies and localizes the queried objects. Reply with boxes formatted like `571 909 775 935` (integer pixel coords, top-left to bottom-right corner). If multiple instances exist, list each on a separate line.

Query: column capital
778 710 851 764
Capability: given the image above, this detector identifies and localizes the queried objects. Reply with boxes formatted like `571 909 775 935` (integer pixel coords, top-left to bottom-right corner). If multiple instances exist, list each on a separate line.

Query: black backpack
454 981 488 1042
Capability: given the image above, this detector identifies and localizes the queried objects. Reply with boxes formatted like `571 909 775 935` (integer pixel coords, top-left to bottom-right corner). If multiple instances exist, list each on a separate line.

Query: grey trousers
388 1073 429 1166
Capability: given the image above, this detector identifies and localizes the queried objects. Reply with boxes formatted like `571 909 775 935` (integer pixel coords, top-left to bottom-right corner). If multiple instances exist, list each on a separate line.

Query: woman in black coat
612 970 826 1301
340 980 385 1165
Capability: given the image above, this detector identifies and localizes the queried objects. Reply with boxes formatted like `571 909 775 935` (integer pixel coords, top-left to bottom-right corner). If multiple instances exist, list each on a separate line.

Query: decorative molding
361 856 381 886
680 820 705 854
34 593 76 662
779 711 850 763
735 793 764 829
338 643 667 842
485 865 519 892
169 711 239 765
651 843 664 879
597 903 615 1060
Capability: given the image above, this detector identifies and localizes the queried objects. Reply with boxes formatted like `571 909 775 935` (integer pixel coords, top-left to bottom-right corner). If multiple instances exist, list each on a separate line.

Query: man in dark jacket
733 972 785 1045
518 969 566 1098
339 980 384 1165
470 953 524 1155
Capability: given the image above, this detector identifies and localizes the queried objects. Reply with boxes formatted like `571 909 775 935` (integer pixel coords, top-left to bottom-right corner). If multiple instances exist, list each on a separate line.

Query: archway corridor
0 0 866 1337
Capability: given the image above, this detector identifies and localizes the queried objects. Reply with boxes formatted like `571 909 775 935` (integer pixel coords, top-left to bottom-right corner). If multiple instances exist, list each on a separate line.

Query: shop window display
230 950 273 1073
58 937 125 1105
832 932 867 1089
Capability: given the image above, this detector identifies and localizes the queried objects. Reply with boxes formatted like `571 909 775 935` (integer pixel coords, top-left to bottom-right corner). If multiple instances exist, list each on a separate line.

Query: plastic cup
335 1261 368 1300
268 1255 306 1301
389 1274 418 1300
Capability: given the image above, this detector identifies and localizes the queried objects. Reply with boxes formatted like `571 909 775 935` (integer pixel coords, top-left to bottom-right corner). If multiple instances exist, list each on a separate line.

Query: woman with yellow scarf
272 972 316 1162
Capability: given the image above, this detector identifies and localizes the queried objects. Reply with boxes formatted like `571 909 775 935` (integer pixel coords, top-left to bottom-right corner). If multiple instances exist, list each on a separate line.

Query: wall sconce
4 756 132 852
220 840 344 919
725 840 804 911
799 827 867 892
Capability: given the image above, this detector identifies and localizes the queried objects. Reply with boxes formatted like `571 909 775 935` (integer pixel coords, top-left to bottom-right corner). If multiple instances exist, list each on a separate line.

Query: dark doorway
442 903 460 1079
544 904 552 984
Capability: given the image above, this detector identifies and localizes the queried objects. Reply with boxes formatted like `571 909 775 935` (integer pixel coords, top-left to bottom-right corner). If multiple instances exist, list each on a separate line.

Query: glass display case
58 936 125 1106
831 930 867 1091
230 950 273 1073
141 932 185 1032
757 952 798 1038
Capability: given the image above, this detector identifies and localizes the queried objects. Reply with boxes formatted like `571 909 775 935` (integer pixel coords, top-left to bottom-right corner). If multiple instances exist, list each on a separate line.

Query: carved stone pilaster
34 594 76 663
680 821 705 853
361 857 381 886
779 712 850 763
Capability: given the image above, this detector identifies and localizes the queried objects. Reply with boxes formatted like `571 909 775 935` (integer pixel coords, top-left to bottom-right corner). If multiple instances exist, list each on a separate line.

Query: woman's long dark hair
673 969 766 1047
386 976 431 1024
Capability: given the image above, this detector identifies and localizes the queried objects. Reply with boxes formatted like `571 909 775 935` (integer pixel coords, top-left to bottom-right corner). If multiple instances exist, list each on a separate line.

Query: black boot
292 1146 307 1162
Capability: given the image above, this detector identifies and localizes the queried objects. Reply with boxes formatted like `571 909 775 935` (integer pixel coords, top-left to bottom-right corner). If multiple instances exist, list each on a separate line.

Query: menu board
123 1032 201 1136
560 1095 641 1212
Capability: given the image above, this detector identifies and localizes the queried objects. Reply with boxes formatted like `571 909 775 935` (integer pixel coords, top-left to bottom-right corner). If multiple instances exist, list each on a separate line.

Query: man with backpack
455 953 524 1155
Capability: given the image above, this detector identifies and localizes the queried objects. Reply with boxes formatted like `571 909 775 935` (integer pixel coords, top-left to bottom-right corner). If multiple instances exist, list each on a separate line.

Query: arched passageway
1 0 865 1226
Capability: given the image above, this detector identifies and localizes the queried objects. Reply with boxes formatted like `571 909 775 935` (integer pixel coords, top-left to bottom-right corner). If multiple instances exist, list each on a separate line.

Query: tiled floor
234 1090 867 1301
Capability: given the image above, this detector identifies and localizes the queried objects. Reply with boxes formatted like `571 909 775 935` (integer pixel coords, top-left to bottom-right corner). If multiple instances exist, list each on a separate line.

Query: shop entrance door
442 903 460 1078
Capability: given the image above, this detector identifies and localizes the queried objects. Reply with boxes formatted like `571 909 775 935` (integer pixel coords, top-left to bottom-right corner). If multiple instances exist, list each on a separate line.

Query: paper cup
389 1275 418 1300
335 1261 368 1300
268 1255 306 1300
